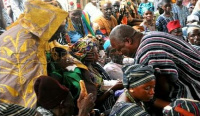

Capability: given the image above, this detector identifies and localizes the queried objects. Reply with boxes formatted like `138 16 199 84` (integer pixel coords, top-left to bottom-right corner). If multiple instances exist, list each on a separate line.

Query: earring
130 89 134 93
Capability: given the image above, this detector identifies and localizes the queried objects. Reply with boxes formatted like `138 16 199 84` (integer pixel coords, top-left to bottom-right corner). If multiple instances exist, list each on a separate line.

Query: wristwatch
108 88 114 95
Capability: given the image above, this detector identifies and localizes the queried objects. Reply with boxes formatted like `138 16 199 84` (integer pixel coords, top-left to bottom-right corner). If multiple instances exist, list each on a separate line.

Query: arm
156 17 163 32
95 81 124 106
154 98 170 108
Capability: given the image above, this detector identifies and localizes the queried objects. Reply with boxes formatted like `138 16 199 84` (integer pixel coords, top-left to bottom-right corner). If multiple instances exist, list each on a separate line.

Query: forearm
154 98 170 108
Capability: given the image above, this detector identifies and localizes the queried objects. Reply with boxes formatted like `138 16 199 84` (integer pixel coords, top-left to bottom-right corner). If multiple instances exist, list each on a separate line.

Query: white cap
187 22 200 34
187 15 199 22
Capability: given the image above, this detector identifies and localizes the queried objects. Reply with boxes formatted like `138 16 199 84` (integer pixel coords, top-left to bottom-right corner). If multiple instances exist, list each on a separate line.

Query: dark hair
109 25 137 42
159 0 171 7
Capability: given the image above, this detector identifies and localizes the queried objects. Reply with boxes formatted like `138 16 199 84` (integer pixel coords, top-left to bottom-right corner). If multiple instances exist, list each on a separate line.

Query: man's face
188 29 200 46
110 48 124 64
130 80 156 102
110 38 135 57
103 3 112 19
162 3 171 13
190 0 197 6
112 1 120 13
171 28 183 37
176 0 183 5
69 10 82 23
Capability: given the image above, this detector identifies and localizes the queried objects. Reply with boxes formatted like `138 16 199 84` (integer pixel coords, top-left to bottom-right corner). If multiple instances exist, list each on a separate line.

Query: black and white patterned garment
135 31 200 101
109 101 150 116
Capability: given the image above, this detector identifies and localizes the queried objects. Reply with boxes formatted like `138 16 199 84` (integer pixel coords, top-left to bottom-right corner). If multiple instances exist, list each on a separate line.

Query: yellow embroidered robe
0 0 68 108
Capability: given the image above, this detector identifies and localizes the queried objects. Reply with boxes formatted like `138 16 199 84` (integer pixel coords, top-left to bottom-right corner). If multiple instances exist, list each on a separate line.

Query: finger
77 91 84 102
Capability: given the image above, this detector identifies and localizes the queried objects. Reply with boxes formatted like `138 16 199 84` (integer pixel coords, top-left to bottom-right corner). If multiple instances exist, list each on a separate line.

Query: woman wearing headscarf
109 64 156 116
138 0 154 18
71 35 123 115
140 7 156 32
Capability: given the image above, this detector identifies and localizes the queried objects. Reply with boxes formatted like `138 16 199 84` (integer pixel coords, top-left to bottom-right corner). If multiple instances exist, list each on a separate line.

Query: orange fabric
94 15 118 36
171 0 176 3
100 29 107 34
121 17 128 25
174 106 195 116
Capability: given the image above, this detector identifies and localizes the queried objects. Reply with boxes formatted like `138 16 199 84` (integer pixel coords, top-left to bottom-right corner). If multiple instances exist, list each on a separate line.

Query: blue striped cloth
109 101 150 116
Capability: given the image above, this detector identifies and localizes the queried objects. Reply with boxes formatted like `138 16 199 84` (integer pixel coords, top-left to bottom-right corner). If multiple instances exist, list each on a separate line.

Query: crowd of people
0 0 200 115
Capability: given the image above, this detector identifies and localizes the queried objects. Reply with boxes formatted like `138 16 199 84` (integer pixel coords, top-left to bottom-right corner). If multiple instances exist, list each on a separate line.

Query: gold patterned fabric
0 0 68 108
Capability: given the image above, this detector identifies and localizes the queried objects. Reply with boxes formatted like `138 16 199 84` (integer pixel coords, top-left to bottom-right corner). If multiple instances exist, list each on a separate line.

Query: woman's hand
111 80 124 91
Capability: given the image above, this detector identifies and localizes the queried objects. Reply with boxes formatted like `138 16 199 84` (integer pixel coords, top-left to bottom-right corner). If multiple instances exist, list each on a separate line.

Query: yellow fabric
67 18 75 31
48 40 88 70
93 15 118 36
171 0 176 3
0 0 68 108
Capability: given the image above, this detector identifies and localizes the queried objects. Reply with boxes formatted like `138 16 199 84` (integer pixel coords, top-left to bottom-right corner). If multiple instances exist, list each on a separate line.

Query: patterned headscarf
163 98 200 116
141 6 154 16
122 64 155 88
71 35 98 60
138 2 154 16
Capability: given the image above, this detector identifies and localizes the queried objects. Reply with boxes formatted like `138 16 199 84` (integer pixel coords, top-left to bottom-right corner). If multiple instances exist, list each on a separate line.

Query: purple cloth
115 89 124 97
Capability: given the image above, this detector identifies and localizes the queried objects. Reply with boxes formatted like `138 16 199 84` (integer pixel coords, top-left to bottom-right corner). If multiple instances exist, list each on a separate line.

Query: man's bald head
109 25 143 57
109 25 137 42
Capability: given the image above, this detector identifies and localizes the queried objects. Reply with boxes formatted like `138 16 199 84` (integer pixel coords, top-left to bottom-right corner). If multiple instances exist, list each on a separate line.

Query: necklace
125 89 145 108
125 89 135 103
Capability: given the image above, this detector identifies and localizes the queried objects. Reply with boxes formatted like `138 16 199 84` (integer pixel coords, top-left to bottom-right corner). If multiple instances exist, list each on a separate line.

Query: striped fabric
163 98 200 116
122 64 155 88
156 14 174 32
135 31 200 100
109 101 150 116
0 103 36 116
172 4 189 27
192 45 200 52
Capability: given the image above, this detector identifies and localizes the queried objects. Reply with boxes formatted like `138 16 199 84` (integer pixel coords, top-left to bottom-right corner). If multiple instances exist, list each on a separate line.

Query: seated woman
71 35 123 115
109 64 156 116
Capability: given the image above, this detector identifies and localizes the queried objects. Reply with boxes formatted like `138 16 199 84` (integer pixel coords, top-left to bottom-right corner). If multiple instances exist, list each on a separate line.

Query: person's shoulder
143 31 169 37
142 31 174 41
110 101 134 116
157 14 164 20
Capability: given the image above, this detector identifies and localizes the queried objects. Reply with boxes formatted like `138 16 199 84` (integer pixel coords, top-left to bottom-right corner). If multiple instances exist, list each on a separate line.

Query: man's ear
124 37 133 44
